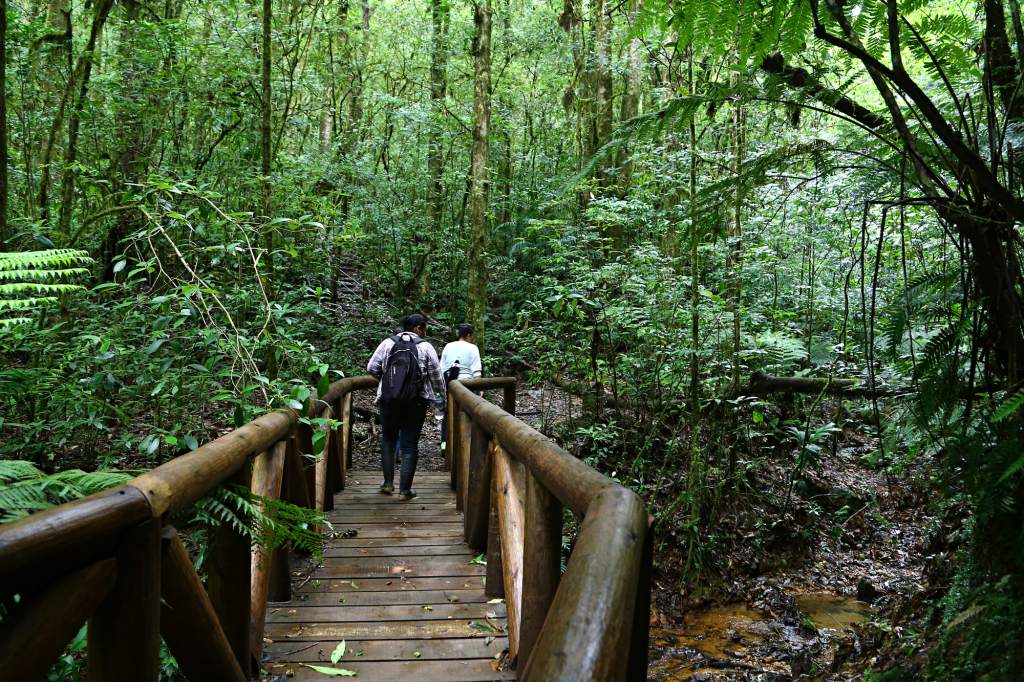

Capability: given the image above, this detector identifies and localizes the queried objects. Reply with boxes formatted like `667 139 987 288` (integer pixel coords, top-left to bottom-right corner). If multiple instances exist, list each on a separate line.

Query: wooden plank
329 508 462 516
294 576 485 592
324 545 474 558
265 618 507 641
316 557 485 579
266 602 506 623
324 536 467 548
328 515 465 524
332 492 454 498
324 524 465 538
285 589 490 607
264 636 508 662
266 658 516 681
327 522 464 532
330 496 456 503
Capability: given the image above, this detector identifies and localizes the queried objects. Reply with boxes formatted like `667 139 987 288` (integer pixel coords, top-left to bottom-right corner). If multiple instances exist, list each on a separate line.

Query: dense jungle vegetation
2 0 1024 678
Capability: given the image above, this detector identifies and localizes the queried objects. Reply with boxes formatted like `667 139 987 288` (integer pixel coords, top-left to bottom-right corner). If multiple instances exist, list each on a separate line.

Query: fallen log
743 372 891 398
742 372 995 400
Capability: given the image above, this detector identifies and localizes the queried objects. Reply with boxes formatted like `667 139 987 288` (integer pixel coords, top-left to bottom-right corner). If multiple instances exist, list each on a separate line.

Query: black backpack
380 334 424 402
443 360 461 385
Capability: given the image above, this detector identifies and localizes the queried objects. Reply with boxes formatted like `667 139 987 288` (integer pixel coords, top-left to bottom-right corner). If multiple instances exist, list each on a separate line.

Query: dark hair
457 323 475 339
402 313 427 332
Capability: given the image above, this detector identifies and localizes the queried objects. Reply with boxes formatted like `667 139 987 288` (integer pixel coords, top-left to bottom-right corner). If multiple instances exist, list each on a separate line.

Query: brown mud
646 431 932 681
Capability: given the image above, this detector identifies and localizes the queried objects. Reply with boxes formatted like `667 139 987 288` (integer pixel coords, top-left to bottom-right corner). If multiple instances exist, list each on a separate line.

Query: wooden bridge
0 376 651 681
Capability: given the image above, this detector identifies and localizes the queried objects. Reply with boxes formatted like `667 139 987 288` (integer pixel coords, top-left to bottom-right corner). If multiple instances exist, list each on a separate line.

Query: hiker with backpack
366 314 446 500
439 323 482 454
440 323 483 383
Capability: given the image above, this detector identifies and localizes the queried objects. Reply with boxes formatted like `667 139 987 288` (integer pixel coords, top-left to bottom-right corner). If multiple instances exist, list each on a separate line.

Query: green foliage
0 250 92 326
191 484 326 556
0 460 134 522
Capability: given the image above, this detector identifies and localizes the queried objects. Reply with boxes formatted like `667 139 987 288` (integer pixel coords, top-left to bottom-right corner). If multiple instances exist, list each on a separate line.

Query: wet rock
857 578 881 604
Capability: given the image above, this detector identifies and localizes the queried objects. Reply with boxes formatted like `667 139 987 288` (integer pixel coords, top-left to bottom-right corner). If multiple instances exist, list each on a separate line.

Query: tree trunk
593 0 612 168
261 0 274 298
0 0 7 249
468 0 492 347
728 100 745 389
58 0 116 241
421 0 449 300
35 0 73 225
617 0 643 193
100 0 145 279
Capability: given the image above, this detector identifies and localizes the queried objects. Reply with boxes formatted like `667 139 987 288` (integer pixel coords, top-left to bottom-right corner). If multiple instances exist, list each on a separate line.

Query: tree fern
0 461 134 523
0 249 93 326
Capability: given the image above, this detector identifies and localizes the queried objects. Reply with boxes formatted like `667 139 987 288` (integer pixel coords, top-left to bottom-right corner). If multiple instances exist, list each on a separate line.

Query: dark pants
379 398 428 493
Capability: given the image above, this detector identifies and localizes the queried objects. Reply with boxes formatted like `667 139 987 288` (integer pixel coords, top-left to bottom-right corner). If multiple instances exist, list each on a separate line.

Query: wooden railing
0 375 373 682
0 374 651 681
449 377 652 681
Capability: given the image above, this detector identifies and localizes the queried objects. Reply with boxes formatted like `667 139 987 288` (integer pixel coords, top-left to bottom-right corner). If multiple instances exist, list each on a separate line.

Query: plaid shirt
367 333 446 404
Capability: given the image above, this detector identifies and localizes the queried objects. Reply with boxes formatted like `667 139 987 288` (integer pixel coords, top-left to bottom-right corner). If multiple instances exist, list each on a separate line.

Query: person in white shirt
439 324 482 453
440 323 483 381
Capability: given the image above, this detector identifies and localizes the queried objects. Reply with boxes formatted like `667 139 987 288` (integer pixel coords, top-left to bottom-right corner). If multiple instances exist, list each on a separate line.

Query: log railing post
485 442 504 600
519 471 562 669
342 391 354 470
464 421 491 550
0 559 116 682
448 396 459 490
457 409 472 512
493 442 525 659
503 383 516 415
340 392 352 488
284 435 312 510
250 442 287 662
207 470 252 676
296 411 317 510
626 515 654 681
88 519 161 682
160 527 246 682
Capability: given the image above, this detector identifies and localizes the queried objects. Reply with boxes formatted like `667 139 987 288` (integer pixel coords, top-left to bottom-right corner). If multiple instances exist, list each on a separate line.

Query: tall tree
0 0 7 249
468 0 492 346
261 0 273 297
58 0 117 241
421 0 449 299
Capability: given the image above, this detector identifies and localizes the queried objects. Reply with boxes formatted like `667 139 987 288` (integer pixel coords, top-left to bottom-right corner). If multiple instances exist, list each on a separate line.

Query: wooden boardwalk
262 470 516 681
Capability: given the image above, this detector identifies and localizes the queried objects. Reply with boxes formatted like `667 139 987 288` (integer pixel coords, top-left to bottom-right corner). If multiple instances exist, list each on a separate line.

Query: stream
648 593 871 680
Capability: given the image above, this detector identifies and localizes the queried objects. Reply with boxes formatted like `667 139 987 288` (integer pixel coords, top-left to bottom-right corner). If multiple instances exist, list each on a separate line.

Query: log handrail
450 377 652 681
0 373 651 681
0 374 376 681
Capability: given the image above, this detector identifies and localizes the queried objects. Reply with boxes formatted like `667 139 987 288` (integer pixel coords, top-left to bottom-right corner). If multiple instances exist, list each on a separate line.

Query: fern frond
0 461 133 523
993 388 1024 423
0 249 93 326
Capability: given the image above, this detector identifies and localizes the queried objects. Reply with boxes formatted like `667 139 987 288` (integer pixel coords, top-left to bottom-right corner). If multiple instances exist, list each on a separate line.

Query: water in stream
648 593 871 680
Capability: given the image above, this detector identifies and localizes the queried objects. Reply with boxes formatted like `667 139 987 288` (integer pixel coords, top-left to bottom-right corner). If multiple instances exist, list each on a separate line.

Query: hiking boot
379 483 394 495
398 490 417 502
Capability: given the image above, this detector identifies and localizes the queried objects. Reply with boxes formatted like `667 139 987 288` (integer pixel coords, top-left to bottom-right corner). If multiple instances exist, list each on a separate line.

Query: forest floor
646 428 934 681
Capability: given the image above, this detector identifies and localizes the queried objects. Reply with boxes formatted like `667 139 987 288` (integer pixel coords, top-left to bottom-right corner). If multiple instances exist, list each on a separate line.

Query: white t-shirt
440 339 482 379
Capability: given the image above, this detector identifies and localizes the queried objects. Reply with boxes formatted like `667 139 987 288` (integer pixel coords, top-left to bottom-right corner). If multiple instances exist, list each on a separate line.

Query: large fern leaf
0 249 93 326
